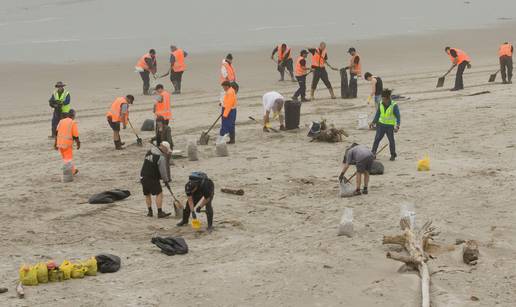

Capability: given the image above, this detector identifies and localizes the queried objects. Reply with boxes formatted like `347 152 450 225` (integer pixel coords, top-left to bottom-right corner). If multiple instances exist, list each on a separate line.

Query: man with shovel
308 42 336 100
445 47 471 91
271 43 295 82
140 141 172 218
135 49 157 95
219 81 237 144
498 42 513 84
262 91 286 132
339 143 375 196
153 84 172 126
106 95 135 150
177 172 215 231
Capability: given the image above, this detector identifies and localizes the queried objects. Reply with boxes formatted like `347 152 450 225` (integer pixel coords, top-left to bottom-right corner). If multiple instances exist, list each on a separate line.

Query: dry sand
0 24 516 307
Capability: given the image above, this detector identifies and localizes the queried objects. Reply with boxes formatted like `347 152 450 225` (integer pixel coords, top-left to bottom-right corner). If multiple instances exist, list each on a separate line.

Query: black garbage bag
370 160 384 175
141 119 155 131
151 237 188 256
95 253 121 273
340 68 351 98
88 189 131 204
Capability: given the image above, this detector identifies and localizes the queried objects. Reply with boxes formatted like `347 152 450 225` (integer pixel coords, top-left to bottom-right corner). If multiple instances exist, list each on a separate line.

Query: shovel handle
127 119 141 139
204 114 222 135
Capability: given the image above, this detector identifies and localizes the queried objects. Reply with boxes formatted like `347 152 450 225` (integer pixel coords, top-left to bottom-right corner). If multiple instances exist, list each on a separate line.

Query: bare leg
364 172 370 188
145 195 152 209
113 131 120 141
356 173 362 190
156 192 163 209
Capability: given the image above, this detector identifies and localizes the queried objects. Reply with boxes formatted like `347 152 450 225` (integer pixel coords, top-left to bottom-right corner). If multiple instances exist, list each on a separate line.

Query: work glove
191 211 197 219
367 96 372 104
338 172 345 182
394 125 400 133
369 123 376 130
76 141 81 150
195 206 202 213
265 122 272 129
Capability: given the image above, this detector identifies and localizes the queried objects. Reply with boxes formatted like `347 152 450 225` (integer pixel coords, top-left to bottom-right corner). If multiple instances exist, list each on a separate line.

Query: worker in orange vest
220 53 239 92
346 47 361 98
169 45 188 94
292 49 311 102
153 84 172 126
308 42 336 100
135 49 157 95
271 43 295 82
444 47 471 91
106 95 135 150
54 109 80 175
498 42 513 84
219 81 237 144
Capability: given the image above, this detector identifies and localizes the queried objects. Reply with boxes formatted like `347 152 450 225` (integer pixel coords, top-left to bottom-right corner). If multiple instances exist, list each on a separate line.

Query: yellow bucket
191 218 201 230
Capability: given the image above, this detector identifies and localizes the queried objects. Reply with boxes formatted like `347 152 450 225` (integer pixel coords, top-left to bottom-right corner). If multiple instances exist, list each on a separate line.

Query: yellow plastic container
71 264 87 279
191 218 201 230
35 262 48 283
417 156 430 171
59 260 73 280
83 257 97 276
19 265 38 286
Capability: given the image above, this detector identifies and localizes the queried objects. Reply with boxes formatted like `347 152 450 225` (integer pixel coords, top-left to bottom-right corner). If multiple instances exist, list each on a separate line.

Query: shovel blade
198 132 209 145
488 73 497 82
436 76 445 88
136 138 143 146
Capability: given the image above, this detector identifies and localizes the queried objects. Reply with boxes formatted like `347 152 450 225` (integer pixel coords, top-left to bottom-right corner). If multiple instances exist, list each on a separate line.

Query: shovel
127 119 143 146
198 114 222 145
436 65 456 88
488 70 500 82
165 182 183 219
249 116 279 132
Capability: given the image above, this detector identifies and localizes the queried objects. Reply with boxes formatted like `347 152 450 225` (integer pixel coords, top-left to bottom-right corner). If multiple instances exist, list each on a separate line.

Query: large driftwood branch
384 217 435 307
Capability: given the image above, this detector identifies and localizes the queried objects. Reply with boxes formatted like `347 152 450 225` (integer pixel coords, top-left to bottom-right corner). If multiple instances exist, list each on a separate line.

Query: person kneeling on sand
339 143 375 196
140 141 172 218
262 91 286 132
177 172 215 231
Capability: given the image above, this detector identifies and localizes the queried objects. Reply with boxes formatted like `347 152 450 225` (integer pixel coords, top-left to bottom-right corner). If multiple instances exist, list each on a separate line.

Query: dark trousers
170 71 184 93
293 75 307 99
349 72 358 98
311 67 332 90
139 71 150 95
51 109 61 137
278 58 294 80
182 201 213 227
454 61 468 90
500 56 513 82
372 123 396 157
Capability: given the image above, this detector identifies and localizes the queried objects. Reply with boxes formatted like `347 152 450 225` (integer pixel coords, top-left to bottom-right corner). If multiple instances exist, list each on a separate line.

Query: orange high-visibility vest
448 48 471 65
222 87 237 118
56 117 78 149
106 97 128 123
295 56 307 77
498 43 513 57
220 60 236 83
350 53 361 75
136 53 156 72
172 48 186 72
154 90 172 120
278 45 292 62
311 48 326 68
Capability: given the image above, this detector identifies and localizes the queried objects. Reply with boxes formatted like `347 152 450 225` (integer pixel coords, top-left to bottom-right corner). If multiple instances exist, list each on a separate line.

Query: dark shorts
107 117 120 131
141 178 162 196
356 156 374 173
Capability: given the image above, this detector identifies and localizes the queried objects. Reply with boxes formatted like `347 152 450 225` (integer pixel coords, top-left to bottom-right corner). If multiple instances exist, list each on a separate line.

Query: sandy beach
1 3 516 306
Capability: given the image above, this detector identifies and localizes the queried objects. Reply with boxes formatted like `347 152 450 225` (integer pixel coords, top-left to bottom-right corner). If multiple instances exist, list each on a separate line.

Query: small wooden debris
0 287 8 294
463 240 479 265
470 295 479 301
221 188 244 196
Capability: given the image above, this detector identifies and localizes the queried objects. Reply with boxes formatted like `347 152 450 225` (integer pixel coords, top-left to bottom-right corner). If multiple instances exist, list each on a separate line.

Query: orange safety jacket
220 60 236 83
222 87 237 118
311 48 326 68
136 53 157 73
295 56 307 77
106 97 129 124
498 43 513 57
350 53 361 75
278 45 292 62
56 117 78 149
154 90 172 120
172 48 186 72
448 48 471 65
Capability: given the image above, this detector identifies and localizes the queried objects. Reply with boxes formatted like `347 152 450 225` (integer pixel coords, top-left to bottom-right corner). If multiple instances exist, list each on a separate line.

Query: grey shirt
344 145 374 165
151 146 170 183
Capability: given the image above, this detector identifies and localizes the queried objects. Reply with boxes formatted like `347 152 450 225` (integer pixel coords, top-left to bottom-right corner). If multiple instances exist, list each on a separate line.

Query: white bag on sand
187 142 198 161
62 162 73 183
215 142 229 157
400 203 416 229
338 208 353 237
357 113 369 130
339 180 355 198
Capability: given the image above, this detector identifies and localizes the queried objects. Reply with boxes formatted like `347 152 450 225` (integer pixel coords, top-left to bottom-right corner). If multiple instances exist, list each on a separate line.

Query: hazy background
1 0 516 63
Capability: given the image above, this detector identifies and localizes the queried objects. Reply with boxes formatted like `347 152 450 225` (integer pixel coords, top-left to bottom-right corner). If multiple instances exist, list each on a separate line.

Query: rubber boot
310 88 315 101
329 88 336 99
114 140 124 150
228 132 235 144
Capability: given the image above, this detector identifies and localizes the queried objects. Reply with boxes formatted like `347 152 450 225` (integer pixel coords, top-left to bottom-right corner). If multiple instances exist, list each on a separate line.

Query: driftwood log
221 188 244 196
383 218 438 307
